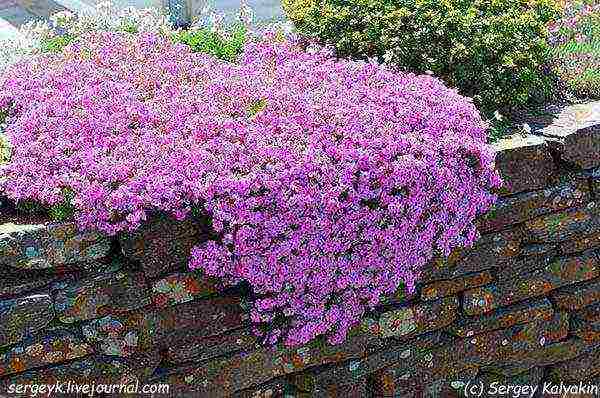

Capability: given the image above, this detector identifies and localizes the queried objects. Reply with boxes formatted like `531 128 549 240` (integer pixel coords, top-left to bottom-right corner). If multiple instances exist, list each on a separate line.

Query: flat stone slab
420 271 493 301
378 297 459 339
547 346 600 382
495 243 558 280
477 174 589 233
0 327 92 376
448 299 554 338
0 352 160 392
52 271 151 323
464 251 599 315
167 327 257 364
152 347 285 397
82 311 159 357
422 229 522 282
0 294 54 348
151 271 217 308
0 222 110 269
0 269 60 298
492 133 556 195
531 101 600 169
560 231 600 254
525 202 600 242
119 216 201 278
155 298 244 348
552 278 600 310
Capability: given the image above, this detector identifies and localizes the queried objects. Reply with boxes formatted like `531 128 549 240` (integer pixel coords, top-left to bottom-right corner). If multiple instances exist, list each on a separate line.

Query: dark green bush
283 0 561 115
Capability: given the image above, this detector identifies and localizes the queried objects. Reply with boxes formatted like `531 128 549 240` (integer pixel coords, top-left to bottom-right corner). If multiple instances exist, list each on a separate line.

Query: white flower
493 110 503 121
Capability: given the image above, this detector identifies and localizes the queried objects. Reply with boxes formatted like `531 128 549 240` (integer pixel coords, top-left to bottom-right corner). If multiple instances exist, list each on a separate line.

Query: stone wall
1 101 600 397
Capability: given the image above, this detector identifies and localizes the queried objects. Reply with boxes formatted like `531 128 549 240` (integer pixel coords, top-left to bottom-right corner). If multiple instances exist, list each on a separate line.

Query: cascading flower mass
0 31 500 346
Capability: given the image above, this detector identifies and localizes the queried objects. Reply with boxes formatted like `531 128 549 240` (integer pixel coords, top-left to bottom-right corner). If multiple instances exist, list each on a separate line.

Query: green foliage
283 0 562 116
173 24 248 62
49 189 76 222
40 34 76 53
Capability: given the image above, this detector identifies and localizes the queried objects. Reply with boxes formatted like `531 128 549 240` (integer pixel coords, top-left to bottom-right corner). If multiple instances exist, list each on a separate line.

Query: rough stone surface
534 101 600 169
464 251 599 315
52 271 151 323
0 352 160 395
448 299 554 338
420 271 493 301
82 310 159 357
119 216 201 278
378 297 458 339
552 278 600 310
525 202 600 242
422 229 522 281
478 174 589 233
151 270 217 308
154 298 244 349
0 327 92 376
0 294 54 348
166 327 257 364
492 133 556 196
0 270 60 298
0 223 110 269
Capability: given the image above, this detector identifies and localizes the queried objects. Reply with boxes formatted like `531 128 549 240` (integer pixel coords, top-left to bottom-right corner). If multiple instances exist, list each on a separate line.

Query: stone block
378 297 458 339
82 310 159 357
290 332 440 392
420 271 493 301
448 299 553 338
232 379 290 398
464 251 599 315
422 229 522 281
495 337 600 373
0 352 160 396
52 271 151 323
492 134 556 195
166 327 257 364
0 222 110 269
152 347 284 397
0 269 60 299
552 278 600 310
155 298 244 349
495 243 558 280
525 203 600 243
478 175 589 233
151 270 217 308
0 327 92 377
535 101 600 169
119 216 201 278
274 319 385 375
548 346 600 382
560 231 600 254
0 294 54 348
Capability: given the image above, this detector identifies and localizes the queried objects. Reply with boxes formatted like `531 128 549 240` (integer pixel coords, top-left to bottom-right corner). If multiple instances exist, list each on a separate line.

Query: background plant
548 0 600 99
282 0 561 116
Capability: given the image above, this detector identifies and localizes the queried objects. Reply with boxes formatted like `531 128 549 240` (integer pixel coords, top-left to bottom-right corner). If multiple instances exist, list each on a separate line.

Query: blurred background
0 0 284 39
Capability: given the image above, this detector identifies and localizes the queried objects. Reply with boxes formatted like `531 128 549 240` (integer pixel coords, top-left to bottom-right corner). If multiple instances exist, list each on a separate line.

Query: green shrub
283 0 561 115
173 24 247 62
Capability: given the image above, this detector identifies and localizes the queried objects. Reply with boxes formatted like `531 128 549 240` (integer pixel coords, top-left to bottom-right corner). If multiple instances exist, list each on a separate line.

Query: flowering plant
0 28 499 346
548 0 600 99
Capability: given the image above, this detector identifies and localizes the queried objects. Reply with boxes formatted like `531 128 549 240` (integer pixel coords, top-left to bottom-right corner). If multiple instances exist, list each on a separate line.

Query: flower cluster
0 31 500 346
